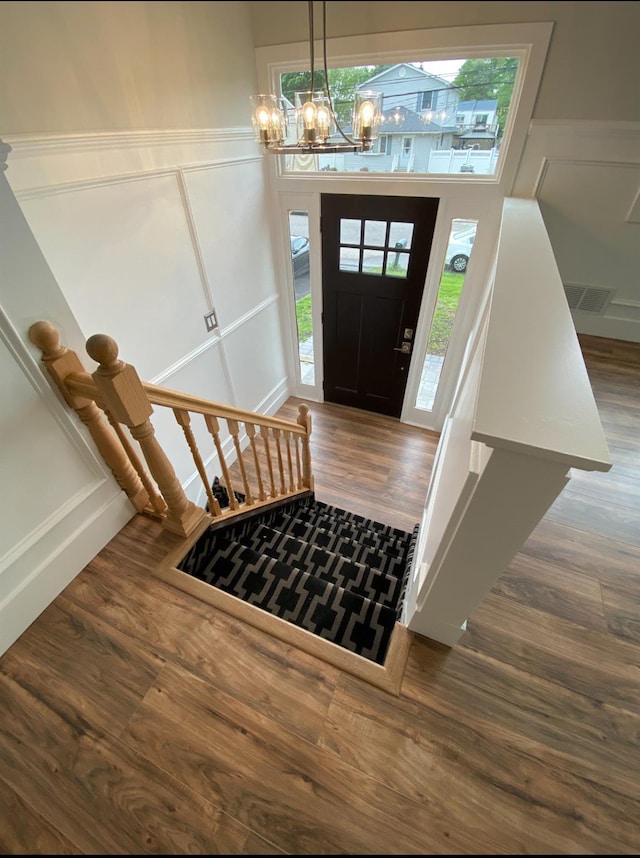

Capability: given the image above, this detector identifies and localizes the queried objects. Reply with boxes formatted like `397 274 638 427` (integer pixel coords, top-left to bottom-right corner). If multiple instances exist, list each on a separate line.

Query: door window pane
389 222 413 249
340 218 361 243
288 210 314 385
386 250 409 278
364 220 387 246
339 246 359 272
362 249 385 274
416 219 477 411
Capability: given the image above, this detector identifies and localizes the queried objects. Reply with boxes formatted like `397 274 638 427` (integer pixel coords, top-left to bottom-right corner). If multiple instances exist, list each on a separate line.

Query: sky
417 60 466 82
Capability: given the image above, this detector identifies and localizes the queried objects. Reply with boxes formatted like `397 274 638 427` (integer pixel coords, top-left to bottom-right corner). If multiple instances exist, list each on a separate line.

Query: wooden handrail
64 373 306 439
30 323 314 535
142 382 307 436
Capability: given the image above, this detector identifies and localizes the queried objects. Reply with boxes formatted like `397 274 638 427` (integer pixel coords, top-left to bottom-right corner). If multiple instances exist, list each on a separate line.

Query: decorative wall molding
513 119 640 343
0 491 133 656
528 119 640 139
3 127 254 155
514 120 640 198
609 298 640 321
532 156 640 200
12 158 261 201
0 308 105 477
217 295 281 341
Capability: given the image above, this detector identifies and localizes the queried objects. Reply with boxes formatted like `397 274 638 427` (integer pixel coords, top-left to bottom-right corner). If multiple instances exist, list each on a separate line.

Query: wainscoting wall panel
0 324 104 577
0 169 135 656
17 171 212 381
183 161 279 328
5 129 291 502
222 300 289 414
512 120 640 343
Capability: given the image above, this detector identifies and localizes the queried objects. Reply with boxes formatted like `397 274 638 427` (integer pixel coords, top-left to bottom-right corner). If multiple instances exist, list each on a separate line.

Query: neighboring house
454 99 500 149
343 63 460 172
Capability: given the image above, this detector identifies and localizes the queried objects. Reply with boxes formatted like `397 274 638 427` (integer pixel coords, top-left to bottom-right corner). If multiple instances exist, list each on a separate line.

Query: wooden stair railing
29 322 314 539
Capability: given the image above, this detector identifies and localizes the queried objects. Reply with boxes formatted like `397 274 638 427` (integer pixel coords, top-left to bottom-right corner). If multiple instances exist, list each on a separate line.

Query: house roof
457 99 498 112
360 62 451 90
458 129 497 139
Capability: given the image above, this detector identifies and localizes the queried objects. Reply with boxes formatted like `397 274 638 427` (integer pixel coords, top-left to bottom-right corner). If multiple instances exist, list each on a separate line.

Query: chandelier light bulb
359 100 375 136
316 103 331 141
302 101 317 142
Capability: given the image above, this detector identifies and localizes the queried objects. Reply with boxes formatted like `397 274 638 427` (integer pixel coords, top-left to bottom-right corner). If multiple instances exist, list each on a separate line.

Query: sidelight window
415 218 477 411
288 209 314 385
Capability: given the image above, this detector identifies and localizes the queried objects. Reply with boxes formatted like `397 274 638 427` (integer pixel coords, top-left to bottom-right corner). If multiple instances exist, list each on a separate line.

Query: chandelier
250 1 383 155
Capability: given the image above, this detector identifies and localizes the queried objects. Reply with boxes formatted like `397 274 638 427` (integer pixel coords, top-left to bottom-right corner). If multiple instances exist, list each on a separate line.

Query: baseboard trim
154 538 412 695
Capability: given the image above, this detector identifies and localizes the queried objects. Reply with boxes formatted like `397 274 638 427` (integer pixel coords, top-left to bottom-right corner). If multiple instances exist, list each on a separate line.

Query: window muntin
338 218 413 278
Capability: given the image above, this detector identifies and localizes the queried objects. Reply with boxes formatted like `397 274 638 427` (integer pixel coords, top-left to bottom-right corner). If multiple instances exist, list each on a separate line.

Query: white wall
0 1 291 654
0 160 134 655
1 1 291 505
0 1 257 133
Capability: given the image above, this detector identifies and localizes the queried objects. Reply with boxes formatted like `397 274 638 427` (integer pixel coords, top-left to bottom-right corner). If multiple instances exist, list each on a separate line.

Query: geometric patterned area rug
178 492 419 666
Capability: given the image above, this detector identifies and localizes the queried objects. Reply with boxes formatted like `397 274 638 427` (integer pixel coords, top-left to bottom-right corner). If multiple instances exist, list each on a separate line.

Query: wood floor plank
318 669 639 854
545 488 640 546
463 593 640 715
601 579 640 644
0 597 164 738
402 638 640 802
0 672 260 854
121 661 505 855
65 546 342 744
491 552 609 631
521 517 640 589
0 778 82 854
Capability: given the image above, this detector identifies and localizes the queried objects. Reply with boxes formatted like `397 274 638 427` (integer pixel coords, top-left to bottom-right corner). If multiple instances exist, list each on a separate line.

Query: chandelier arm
308 0 315 91
320 1 357 146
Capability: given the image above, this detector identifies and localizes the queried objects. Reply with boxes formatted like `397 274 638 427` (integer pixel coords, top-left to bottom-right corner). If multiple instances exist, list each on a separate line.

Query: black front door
321 193 438 418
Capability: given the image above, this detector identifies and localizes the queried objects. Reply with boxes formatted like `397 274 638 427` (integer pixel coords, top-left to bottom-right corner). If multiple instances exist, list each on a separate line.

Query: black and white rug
178 491 417 665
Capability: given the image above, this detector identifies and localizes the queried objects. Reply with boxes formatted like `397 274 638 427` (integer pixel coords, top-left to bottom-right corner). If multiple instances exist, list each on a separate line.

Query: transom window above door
338 218 414 278
278 55 520 177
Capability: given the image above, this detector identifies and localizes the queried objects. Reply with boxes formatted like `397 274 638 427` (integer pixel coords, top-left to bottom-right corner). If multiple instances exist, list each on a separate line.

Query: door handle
393 342 411 354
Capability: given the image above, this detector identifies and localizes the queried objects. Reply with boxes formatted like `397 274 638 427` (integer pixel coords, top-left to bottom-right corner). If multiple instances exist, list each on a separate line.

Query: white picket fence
428 148 499 175
311 147 499 175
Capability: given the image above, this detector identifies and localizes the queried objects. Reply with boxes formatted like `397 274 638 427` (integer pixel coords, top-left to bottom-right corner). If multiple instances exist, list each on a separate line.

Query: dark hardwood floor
0 337 638 854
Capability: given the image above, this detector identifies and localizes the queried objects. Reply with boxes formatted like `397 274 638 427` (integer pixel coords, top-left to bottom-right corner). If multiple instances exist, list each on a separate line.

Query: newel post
85 334 208 538
28 321 150 513
296 403 314 490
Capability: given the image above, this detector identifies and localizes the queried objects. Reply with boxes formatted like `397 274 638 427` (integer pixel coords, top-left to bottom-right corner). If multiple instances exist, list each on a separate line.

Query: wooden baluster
227 419 253 505
272 428 286 495
104 410 167 517
28 321 150 513
284 430 295 492
85 334 207 537
173 408 221 517
246 423 266 501
204 414 239 511
294 434 303 489
297 403 314 490
260 425 277 498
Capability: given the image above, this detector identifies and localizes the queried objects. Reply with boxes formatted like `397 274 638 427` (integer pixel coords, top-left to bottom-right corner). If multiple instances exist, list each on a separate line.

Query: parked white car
445 227 475 273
